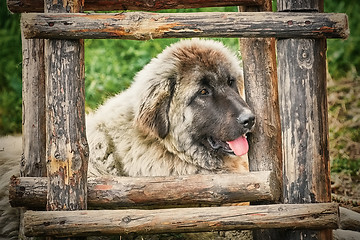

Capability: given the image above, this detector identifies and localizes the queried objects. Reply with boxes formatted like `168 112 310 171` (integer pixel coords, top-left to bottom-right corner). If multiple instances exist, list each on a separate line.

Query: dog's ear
136 75 176 139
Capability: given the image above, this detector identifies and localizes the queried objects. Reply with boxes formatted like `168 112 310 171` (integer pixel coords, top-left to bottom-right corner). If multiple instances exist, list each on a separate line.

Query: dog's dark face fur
136 40 255 171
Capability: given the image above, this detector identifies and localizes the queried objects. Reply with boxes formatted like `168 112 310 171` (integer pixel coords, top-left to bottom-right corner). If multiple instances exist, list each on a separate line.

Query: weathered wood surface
277 0 332 239
239 2 284 239
23 203 339 237
21 12 349 40
45 0 88 214
21 30 46 178
334 207 360 239
10 171 280 209
333 229 360 240
338 207 360 232
7 0 262 13
277 0 324 12
239 4 282 188
20 29 46 240
277 38 332 240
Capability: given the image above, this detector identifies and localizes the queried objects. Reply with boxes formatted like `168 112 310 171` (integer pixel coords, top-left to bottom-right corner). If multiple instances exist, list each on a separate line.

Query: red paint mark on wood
250 213 266 216
319 26 334 32
94 185 112 190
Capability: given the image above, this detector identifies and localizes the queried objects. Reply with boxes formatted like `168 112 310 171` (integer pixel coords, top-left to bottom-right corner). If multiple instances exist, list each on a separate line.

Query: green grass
84 38 239 110
327 75 360 176
332 158 360 176
84 39 177 109
325 0 360 79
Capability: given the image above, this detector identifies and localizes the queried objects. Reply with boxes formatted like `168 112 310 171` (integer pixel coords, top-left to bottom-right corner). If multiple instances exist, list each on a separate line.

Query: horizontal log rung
8 0 263 13
21 12 349 40
10 171 281 209
24 203 339 237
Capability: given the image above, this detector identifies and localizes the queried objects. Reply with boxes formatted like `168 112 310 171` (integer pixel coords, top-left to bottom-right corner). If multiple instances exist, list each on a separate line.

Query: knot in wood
21 154 26 167
122 216 132 224
277 206 287 212
145 0 156 7
296 39 314 69
54 151 61 160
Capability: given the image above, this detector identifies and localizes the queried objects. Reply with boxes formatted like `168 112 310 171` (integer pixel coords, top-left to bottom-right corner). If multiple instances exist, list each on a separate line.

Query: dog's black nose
238 111 255 130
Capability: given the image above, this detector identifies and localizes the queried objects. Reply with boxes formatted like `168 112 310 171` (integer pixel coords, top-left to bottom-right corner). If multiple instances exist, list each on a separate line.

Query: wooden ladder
8 0 349 239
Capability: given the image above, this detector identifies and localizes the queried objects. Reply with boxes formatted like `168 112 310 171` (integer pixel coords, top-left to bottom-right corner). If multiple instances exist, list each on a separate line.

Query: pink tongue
226 136 249 156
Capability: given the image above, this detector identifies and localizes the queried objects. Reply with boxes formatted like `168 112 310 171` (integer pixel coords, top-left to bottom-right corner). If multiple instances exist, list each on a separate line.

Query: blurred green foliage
332 158 360 176
0 4 22 135
0 1 358 140
85 39 176 109
84 37 240 109
325 0 360 79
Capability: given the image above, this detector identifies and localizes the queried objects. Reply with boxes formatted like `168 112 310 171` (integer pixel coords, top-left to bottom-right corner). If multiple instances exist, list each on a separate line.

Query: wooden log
45 0 88 214
10 171 281 209
339 207 360 232
7 0 263 13
23 203 339 237
239 1 284 239
277 0 324 12
333 229 360 240
21 32 46 178
20 20 46 240
20 12 349 40
238 3 282 188
277 38 332 240
277 0 332 239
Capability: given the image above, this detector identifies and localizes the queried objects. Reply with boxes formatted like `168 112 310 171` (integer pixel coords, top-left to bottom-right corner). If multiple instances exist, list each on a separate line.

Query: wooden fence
8 0 349 239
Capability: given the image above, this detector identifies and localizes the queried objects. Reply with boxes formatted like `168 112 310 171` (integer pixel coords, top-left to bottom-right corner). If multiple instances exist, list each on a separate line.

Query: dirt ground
328 73 360 213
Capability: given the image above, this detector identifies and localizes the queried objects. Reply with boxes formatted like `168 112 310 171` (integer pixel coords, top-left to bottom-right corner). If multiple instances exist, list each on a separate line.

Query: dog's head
135 39 255 171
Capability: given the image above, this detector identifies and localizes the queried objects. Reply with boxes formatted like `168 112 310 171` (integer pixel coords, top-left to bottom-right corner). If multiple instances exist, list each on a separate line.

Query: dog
87 39 254 178
0 39 255 239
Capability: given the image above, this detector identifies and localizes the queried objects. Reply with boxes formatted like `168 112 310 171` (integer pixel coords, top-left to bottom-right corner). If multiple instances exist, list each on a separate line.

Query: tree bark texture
239 5 282 186
277 0 332 239
45 0 88 213
333 229 360 240
8 0 263 13
277 0 324 12
23 203 339 237
21 30 46 178
277 29 332 240
21 12 349 40
21 27 46 179
338 207 360 232
10 171 281 209
239 1 285 239
278 40 330 204
20 21 46 240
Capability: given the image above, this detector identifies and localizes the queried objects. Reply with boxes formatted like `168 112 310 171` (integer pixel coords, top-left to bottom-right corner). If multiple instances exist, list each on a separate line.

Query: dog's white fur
0 39 249 239
0 136 21 239
87 39 248 178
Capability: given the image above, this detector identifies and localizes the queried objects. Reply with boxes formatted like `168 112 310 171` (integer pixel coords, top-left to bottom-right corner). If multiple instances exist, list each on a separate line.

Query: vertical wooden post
239 0 282 177
21 34 46 179
20 27 46 239
239 1 283 238
44 0 88 238
277 0 331 239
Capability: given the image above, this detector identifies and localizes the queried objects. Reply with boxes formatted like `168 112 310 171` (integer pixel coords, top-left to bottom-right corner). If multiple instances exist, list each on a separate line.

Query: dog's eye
228 78 235 87
199 89 209 96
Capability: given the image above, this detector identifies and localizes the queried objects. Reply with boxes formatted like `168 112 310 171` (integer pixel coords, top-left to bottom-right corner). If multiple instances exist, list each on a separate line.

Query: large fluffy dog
87 39 255 178
0 39 254 239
